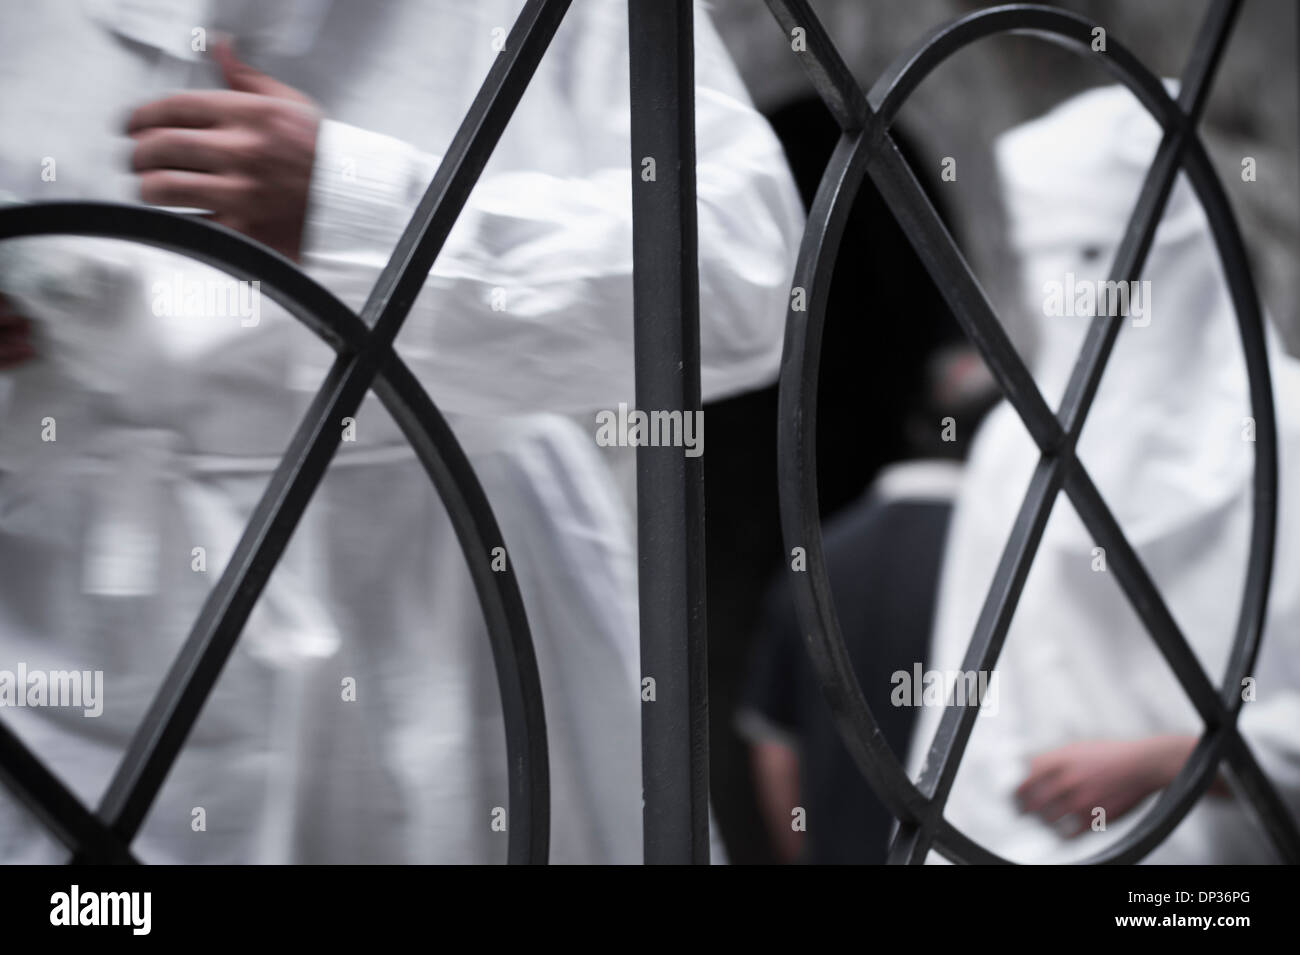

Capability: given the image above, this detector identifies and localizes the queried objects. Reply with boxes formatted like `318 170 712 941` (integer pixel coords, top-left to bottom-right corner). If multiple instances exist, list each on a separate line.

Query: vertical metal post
628 0 710 864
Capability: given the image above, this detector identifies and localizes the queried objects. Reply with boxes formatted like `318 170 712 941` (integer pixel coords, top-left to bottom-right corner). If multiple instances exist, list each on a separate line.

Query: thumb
213 39 308 102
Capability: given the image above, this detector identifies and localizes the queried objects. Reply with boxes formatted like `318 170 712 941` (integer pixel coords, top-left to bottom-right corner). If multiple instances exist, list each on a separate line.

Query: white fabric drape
0 0 803 862
910 85 1300 864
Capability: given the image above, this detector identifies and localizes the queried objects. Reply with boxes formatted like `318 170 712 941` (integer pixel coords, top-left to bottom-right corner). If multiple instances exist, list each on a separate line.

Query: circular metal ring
0 202 550 864
777 3 1277 864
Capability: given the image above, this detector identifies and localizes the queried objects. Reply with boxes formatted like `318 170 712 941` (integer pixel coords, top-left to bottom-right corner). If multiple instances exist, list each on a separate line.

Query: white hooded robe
909 85 1300 864
0 0 804 863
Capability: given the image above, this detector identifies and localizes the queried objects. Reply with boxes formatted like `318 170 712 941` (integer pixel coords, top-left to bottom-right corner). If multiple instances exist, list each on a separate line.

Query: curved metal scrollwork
768 0 1300 864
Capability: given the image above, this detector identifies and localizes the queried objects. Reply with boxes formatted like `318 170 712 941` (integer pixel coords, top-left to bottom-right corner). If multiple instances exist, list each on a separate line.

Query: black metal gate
0 0 1295 865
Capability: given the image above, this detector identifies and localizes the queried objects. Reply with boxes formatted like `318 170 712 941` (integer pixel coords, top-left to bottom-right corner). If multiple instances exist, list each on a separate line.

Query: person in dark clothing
738 350 995 864
739 465 958 863
703 95 963 862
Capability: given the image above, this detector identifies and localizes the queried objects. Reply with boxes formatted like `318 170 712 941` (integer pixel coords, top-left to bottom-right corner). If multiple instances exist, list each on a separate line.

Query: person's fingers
1015 757 1067 809
0 297 34 367
1036 785 1088 825
126 90 249 133
1019 784 1063 815
130 127 241 174
137 169 243 210
213 39 310 103
1024 749 1068 776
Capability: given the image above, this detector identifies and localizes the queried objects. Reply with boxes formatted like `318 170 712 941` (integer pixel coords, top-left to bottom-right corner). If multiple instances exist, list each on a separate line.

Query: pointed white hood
909 84 1300 864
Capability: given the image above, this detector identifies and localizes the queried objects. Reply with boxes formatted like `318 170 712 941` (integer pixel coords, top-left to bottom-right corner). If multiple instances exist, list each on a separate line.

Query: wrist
301 119 432 264
1138 734 1196 791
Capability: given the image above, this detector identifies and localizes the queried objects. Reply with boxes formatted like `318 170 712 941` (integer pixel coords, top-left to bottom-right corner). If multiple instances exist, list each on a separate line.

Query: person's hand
1015 735 1211 837
127 40 322 261
0 294 35 369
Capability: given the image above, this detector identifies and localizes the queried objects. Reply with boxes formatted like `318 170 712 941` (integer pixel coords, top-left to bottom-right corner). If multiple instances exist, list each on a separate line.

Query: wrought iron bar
628 0 710 865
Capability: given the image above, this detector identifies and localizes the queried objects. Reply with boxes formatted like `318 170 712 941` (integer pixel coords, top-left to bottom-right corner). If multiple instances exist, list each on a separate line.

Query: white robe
909 85 1300 864
0 0 803 862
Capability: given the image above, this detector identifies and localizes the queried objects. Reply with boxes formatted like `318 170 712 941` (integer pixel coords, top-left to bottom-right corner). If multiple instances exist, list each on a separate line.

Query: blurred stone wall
710 0 1300 357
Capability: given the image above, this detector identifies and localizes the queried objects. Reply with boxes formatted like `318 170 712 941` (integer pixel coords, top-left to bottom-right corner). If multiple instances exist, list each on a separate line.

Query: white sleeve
1237 695 1300 815
298 5 804 417
0 236 163 398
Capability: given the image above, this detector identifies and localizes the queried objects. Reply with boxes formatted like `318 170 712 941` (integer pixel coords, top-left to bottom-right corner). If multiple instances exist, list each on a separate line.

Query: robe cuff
301 119 441 264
